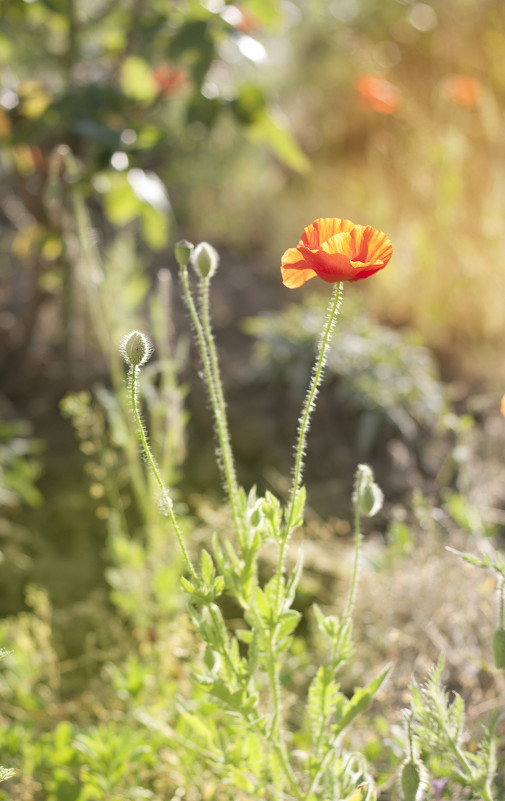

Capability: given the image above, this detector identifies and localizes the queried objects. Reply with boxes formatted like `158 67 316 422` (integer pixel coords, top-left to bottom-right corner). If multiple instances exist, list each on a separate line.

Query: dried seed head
192 241 219 278
120 330 152 367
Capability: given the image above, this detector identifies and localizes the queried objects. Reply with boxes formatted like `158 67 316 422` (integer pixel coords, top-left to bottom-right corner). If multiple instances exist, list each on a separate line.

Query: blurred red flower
501 394 505 417
356 75 402 114
152 63 188 97
443 75 483 107
280 218 393 289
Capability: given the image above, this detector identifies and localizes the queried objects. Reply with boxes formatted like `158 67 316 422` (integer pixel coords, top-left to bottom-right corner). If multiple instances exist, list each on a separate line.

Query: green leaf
248 113 310 173
333 666 391 737
277 609 301 640
242 0 283 27
230 85 266 125
103 174 142 226
254 586 272 623
200 549 215 585
180 576 196 595
169 21 216 88
120 56 157 102
227 765 255 793
308 665 342 737
140 204 170 251
288 484 307 530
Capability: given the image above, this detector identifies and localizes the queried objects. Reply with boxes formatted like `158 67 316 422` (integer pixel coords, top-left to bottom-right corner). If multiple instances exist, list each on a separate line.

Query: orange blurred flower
501 394 505 417
280 218 393 289
443 75 483 107
356 75 402 114
152 63 188 97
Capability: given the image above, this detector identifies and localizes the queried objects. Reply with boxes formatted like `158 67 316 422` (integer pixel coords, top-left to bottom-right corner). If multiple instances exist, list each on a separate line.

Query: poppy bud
353 463 383 517
400 758 427 801
492 628 505 669
120 330 151 367
192 241 219 279
174 240 194 267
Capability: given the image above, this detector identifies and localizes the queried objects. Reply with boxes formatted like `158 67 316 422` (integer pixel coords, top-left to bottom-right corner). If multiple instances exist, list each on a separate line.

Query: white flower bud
353 463 383 517
120 330 152 367
192 241 219 279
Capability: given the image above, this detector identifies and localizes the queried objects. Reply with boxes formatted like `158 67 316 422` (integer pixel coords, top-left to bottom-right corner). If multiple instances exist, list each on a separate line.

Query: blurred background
1 1 505 795
2 0 505 652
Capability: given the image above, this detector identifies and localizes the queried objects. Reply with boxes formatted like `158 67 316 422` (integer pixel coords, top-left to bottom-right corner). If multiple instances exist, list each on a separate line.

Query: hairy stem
343 479 362 624
179 267 243 537
130 363 197 581
276 283 343 611
200 274 242 532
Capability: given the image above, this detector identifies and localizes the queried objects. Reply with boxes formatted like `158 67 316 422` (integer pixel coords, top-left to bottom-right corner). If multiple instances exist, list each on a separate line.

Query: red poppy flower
356 75 402 114
501 394 505 418
443 75 483 107
280 218 393 289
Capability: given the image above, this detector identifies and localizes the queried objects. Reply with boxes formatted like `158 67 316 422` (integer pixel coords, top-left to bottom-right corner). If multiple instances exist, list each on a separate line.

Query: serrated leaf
200 548 215 585
254 586 272 622
277 609 301 639
227 765 255 793
180 576 196 594
308 665 342 736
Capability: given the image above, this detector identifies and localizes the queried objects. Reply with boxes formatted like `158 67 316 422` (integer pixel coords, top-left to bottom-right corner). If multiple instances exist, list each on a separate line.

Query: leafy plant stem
276 282 343 610
129 363 197 581
207 607 302 800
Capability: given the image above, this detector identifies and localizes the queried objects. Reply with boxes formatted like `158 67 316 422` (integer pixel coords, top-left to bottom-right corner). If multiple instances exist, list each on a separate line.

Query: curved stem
130 364 197 581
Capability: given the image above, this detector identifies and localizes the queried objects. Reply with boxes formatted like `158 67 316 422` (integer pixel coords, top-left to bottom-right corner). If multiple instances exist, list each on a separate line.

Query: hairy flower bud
400 758 427 801
353 463 384 517
492 628 505 669
174 239 194 267
120 330 151 367
192 241 219 278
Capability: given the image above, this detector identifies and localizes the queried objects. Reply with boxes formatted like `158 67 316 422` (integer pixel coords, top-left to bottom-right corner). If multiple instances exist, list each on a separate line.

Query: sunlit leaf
248 114 310 172
120 56 157 103
103 174 142 225
242 0 283 27
141 204 170 250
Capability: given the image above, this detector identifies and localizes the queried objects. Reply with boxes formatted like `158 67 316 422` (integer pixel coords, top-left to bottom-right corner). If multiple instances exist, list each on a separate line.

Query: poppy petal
280 217 392 288
280 247 317 287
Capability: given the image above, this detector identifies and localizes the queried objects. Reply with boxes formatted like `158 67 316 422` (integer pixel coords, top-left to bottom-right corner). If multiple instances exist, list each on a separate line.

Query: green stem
179 267 243 537
200 274 242 529
208 603 302 800
276 283 343 610
130 364 197 581
343 483 362 624
498 578 504 629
